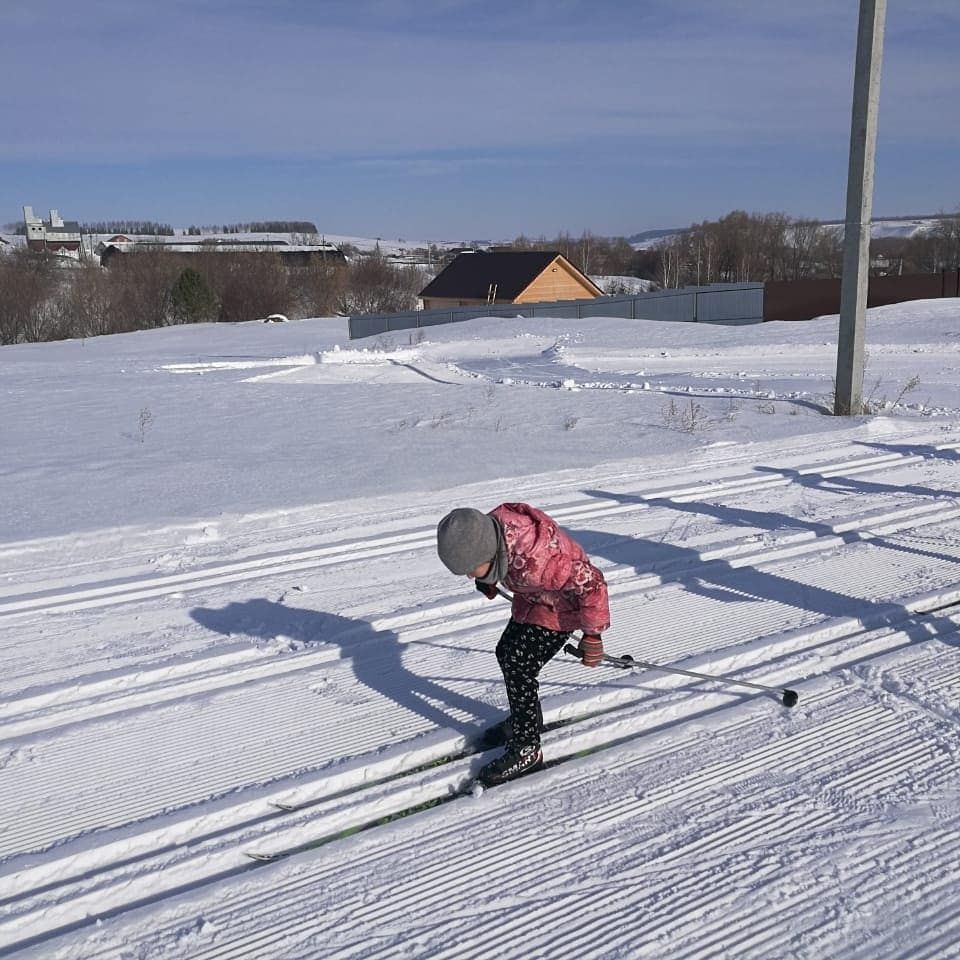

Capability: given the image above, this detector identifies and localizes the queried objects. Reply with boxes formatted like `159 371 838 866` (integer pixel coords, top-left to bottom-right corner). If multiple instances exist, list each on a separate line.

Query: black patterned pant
495 618 572 747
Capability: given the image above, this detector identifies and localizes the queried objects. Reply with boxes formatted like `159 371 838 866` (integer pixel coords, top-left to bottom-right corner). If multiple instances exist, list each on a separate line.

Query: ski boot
478 742 544 786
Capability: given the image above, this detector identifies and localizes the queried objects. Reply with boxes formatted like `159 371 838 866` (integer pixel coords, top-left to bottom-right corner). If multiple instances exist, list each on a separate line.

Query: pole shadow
754 463 957 502
853 440 960 463
571 488 960 649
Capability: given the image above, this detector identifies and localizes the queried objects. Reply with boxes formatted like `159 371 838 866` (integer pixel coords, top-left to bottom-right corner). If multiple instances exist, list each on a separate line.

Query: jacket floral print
490 502 610 635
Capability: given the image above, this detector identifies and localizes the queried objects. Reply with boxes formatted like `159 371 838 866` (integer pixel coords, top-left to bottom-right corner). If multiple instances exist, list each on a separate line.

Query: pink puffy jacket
490 502 610 635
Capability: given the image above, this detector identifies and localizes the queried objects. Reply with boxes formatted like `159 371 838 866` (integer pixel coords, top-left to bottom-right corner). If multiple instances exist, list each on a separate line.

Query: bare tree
0 250 59 344
203 252 294 322
339 254 425 314
52 262 116 338
292 258 348 317
110 250 180 329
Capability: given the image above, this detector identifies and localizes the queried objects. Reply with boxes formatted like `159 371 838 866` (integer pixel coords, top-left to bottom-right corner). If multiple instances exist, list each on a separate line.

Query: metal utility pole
835 0 886 416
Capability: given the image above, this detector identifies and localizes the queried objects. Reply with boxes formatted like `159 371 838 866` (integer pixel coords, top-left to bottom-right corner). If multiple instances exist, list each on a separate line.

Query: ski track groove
0 443 948 623
582 861 783 960
4 584 952 864
820 857 960 959
3 496 957 741
16 664 960 960
696 831 960 960
4 568 952 864
167 693 957 953
581 706 906 827
6 434 960 956
222 799 553 952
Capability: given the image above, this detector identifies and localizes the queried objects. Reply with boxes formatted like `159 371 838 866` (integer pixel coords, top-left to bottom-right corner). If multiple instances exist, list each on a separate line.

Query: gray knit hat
436 508 498 575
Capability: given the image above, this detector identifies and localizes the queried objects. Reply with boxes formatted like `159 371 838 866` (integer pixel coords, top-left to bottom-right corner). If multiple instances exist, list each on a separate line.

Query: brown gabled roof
420 251 568 300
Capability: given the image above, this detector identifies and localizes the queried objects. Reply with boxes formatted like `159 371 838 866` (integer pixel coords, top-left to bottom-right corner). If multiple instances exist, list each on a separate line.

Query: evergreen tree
171 267 218 324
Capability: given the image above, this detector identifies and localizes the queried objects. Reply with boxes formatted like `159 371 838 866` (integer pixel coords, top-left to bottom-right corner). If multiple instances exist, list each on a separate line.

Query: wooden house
419 251 603 310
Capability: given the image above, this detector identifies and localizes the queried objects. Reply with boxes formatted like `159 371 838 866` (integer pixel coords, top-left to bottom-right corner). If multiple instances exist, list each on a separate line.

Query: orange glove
578 633 604 667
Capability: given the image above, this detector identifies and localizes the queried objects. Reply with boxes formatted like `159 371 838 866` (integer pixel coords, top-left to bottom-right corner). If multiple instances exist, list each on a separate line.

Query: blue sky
2 0 958 239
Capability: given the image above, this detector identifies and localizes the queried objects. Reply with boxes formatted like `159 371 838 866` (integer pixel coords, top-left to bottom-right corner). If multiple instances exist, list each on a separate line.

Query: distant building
419 251 603 310
96 238 346 269
22 206 83 257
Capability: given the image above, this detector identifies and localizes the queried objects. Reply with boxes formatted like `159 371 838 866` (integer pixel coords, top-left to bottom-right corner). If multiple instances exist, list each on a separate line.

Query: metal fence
764 270 960 322
347 282 764 340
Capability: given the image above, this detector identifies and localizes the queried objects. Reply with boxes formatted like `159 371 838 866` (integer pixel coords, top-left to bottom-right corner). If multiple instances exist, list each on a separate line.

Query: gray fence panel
417 311 457 328
347 282 764 339
528 302 581 319
385 311 423 332
696 286 764 324
348 315 388 339
578 296 635 319
633 294 696 323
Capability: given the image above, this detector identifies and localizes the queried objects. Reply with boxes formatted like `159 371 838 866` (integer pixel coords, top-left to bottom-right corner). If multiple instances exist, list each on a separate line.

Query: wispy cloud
1 1 957 232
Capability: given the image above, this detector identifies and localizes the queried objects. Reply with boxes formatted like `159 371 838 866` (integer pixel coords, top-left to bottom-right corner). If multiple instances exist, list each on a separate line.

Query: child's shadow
191 598 493 738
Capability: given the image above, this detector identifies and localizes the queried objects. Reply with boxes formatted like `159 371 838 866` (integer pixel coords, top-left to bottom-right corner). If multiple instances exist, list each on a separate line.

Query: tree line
184 221 319 235
81 221 176 236
0 249 425 345
499 210 960 289
11 220 177 236
8 220 322 238
503 232 643 278
3 208 959 345
648 209 960 289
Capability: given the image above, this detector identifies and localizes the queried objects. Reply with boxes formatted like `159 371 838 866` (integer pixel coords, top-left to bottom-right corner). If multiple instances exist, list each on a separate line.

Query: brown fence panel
866 273 943 308
764 272 960 322
764 278 840 322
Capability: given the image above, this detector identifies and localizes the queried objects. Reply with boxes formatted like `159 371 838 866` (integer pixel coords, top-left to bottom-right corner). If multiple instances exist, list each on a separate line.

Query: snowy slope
1 300 959 958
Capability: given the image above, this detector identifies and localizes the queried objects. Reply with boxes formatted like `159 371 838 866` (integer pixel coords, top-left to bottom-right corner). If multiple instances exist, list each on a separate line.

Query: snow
1 298 960 958
591 274 656 295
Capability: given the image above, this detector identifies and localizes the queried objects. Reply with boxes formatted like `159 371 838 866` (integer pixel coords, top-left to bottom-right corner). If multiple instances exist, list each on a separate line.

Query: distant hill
627 215 952 250
627 227 685 245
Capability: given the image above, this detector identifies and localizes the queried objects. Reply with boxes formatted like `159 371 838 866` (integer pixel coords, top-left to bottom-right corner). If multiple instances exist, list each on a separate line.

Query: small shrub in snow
138 407 153 443
661 397 709 433
863 374 921 414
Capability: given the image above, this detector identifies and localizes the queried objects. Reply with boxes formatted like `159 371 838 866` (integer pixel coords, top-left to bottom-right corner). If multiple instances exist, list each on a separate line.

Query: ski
266 713 568 814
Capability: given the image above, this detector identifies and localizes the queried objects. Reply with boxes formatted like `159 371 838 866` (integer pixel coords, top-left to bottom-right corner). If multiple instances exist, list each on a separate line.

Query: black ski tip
781 689 799 708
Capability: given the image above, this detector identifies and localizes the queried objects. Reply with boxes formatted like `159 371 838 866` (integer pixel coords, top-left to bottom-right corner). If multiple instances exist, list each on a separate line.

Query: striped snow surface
3 500 960 865
2 431 954 626
3 491 954 740
2 430 960 956
0 424 928 586
25 638 960 960
2 435 956 700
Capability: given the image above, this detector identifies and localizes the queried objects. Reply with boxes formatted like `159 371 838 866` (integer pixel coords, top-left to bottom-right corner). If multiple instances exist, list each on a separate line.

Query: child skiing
436 503 610 786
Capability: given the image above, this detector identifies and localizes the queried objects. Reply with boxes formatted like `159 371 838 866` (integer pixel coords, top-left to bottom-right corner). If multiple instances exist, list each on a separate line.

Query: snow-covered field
2 300 960 958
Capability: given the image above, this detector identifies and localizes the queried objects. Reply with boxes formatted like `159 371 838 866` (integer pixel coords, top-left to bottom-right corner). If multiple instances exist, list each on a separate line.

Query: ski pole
563 643 799 708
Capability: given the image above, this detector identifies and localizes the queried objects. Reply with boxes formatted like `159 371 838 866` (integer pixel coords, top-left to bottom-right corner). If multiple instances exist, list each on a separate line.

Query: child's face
466 560 493 579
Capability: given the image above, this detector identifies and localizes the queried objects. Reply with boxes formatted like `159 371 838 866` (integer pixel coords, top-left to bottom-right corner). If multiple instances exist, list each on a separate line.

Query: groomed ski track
3 424 960 958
